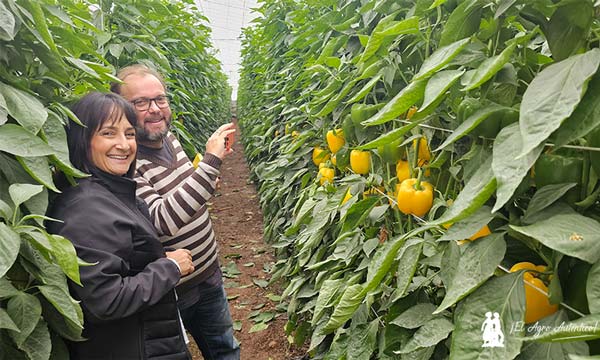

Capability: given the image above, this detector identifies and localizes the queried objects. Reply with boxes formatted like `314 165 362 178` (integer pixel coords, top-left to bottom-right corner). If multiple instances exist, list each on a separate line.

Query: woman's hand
206 123 236 159
166 249 194 276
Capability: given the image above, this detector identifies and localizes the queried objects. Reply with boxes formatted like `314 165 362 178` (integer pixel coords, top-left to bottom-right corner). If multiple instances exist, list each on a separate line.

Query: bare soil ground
188 123 306 360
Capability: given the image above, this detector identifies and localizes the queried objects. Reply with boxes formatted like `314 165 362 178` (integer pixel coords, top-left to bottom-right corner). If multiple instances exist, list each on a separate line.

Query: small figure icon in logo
481 311 505 348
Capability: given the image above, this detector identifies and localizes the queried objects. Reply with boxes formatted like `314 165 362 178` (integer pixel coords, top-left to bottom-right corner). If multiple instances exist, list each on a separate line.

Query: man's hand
206 123 236 159
166 249 195 276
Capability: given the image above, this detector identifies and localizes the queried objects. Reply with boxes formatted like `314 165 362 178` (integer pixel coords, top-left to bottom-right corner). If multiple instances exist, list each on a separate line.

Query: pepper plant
239 0 600 358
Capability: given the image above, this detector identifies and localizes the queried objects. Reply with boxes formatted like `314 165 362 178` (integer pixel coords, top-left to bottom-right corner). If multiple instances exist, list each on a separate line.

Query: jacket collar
89 168 137 203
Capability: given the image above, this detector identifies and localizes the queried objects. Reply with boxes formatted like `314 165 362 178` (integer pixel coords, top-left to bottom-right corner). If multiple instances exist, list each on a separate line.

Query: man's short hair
110 64 167 94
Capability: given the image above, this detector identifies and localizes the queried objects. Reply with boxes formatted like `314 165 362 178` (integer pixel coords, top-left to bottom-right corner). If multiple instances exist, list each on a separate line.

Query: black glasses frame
131 95 170 111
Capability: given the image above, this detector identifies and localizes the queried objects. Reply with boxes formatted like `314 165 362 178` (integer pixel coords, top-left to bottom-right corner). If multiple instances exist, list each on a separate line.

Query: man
111 64 239 360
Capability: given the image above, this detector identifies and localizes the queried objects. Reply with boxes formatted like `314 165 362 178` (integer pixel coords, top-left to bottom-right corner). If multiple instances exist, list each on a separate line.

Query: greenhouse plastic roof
195 0 260 100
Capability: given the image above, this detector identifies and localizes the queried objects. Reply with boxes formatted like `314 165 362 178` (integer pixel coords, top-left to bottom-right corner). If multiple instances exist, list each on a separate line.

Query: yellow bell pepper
326 129 345 154
396 160 410 182
319 167 335 185
396 178 434 217
414 137 431 162
312 146 330 166
350 150 371 175
510 262 558 323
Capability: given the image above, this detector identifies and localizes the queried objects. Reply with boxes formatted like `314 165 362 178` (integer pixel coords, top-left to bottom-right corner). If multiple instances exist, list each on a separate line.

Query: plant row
238 0 600 358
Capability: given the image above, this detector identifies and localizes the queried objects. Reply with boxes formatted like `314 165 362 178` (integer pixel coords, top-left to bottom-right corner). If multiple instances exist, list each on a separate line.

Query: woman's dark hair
67 92 138 177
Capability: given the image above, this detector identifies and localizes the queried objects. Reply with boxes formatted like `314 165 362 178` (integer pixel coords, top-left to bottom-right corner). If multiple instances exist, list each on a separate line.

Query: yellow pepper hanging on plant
312 146 330 166
413 137 431 162
396 169 434 218
318 166 335 186
509 262 558 323
326 129 345 154
350 149 371 175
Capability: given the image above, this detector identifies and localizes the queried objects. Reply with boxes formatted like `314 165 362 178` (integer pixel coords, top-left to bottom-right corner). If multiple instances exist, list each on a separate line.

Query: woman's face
90 114 137 176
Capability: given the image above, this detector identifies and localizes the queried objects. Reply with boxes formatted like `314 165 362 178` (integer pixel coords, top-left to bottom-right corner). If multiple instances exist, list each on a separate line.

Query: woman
47 92 193 359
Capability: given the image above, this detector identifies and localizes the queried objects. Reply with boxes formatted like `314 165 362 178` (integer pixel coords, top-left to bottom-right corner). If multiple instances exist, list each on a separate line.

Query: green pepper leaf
587 261 600 314
544 0 594 61
6 292 41 345
510 213 600 264
553 74 600 148
0 0 16 41
450 273 525 359
0 124 54 157
0 83 48 134
439 0 483 47
522 183 577 224
431 156 497 226
361 79 427 126
519 48 600 157
462 43 516 91
435 103 508 151
398 317 454 354
0 225 20 278
322 283 364 334
492 123 544 212
394 239 424 299
421 69 465 111
390 303 437 329
414 38 470 81
435 233 506 314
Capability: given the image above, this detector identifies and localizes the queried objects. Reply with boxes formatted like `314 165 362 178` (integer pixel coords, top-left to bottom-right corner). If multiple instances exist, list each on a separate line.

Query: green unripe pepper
351 103 385 125
377 139 403 164
534 153 583 204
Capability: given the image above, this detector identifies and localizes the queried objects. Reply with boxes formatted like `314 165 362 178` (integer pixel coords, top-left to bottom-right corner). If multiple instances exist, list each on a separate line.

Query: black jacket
47 169 191 360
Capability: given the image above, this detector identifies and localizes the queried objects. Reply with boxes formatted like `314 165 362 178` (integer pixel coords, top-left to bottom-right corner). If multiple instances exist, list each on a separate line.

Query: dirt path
188 122 304 360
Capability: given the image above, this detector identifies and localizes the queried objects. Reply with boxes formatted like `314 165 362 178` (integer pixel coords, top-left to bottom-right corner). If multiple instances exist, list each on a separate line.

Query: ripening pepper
319 167 335 186
396 160 411 182
351 103 384 125
534 153 583 204
414 137 431 162
326 129 345 154
396 178 434 217
510 262 558 323
350 150 371 175
377 139 403 164
312 146 330 166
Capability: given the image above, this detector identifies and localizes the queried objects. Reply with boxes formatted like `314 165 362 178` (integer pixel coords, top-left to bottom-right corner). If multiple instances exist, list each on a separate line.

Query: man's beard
136 120 169 142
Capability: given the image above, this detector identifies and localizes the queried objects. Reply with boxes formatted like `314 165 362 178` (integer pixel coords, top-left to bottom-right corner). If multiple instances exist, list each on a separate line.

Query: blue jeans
179 284 240 360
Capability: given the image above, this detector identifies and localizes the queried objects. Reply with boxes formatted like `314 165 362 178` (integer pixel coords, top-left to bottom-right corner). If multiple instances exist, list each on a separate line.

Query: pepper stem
414 168 423 191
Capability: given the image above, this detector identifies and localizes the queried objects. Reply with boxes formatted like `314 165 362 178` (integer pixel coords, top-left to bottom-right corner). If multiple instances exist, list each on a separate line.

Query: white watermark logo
481 311 505 348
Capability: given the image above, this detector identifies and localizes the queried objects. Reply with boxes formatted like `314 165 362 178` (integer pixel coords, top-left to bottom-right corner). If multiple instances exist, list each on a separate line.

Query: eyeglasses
131 95 170 111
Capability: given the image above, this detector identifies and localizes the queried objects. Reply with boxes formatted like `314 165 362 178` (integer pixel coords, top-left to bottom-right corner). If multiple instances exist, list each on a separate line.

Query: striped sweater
134 132 221 294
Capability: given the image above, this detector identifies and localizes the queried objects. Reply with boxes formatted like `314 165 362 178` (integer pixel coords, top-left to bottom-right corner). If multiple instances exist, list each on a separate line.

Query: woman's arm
53 194 180 322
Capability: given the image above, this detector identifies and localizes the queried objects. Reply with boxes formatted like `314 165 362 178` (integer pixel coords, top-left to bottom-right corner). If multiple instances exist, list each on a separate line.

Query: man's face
119 73 172 143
